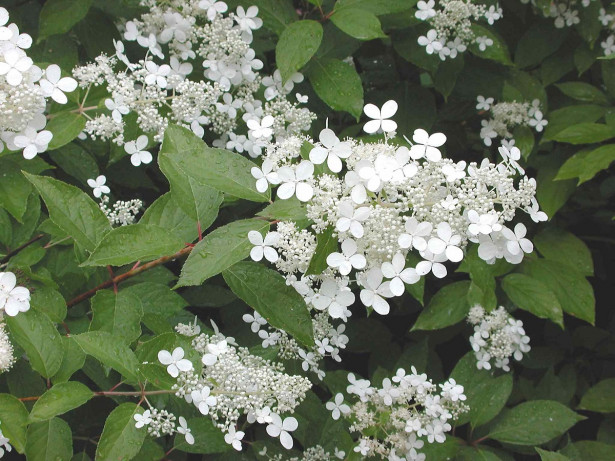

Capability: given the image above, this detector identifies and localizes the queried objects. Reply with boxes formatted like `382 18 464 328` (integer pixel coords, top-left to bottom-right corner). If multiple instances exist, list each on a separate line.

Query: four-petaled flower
251 159 279 193
177 417 195 445
410 129 446 162
39 65 77 104
134 410 152 428
224 426 245 451
359 268 393 315
247 115 274 139
277 161 314 202
309 127 352 173
326 239 367 276
427 222 463 262
312 279 355 319
87 175 110 198
191 386 217 415
125 135 152 166
266 414 298 449
363 100 398 134
158 347 193 378
0 271 30 317
326 393 351 420
248 230 280 263
335 201 370 238
381 253 420 296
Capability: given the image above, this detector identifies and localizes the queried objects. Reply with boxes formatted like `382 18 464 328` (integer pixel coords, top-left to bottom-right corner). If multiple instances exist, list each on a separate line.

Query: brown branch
1 234 45 264
67 246 193 307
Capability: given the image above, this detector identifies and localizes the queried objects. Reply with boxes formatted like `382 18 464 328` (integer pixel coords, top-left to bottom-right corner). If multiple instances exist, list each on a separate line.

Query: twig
1 234 45 264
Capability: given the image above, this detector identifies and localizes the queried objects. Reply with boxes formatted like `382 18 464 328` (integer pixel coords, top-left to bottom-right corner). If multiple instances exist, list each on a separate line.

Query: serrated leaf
534 228 593 276
30 286 67 323
24 173 111 252
26 418 73 461
72 331 140 382
89 290 143 344
178 219 270 287
330 9 385 41
84 224 185 267
276 20 323 82
46 112 87 150
140 193 201 242
96 403 147 461
412 281 471 331
0 394 29 453
29 381 93 422
122 282 187 318
308 57 364 119
38 0 93 40
501 273 563 327
223 261 314 347
52 336 86 383
6 309 63 378
486 400 583 445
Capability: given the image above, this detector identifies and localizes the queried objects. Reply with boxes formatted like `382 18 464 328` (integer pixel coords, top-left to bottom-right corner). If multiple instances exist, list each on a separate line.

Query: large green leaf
6 309 63 378
83 224 185 266
122 282 187 318
46 113 87 151
96 403 147 461
486 400 583 445
536 448 570 461
52 336 86 384
334 0 415 14
177 218 269 287
25 418 73 461
38 0 93 40
308 58 364 119
0 160 33 222
257 197 310 229
29 382 93 422
555 144 615 184
223 261 314 347
24 173 111 252
556 82 609 105
72 331 140 382
469 24 512 65
514 23 568 69
89 290 143 344
276 20 323 82
501 273 563 327
159 125 268 203
534 228 594 276
30 286 67 323
0 394 29 453
412 281 471 331
550 123 615 144
330 8 385 41
140 193 202 242
542 105 606 141
578 379 615 413
250 0 297 35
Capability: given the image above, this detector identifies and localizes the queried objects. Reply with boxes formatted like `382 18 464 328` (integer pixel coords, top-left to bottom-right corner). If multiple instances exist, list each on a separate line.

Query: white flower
398 218 432 251
427 222 463 262
381 253 420 296
415 0 436 20
334 447 346 459
485 5 502 25
467 210 501 236
13 128 52 160
248 230 280 263
251 159 280 193
199 0 228 21
242 311 267 332
125 135 152 166
335 202 370 238
258 329 281 348
326 393 351 420
0 7 12 40
105 97 130 123
158 347 193 378
498 145 524 175
441 161 466 182
177 417 194 445
202 340 228 366
0 49 32 86
476 36 494 51
123 21 140 41
378 378 401 406
0 272 30 316
363 100 398 134
266 414 298 449
247 115 274 139
191 386 217 415
416 250 448 278
476 95 494 111
410 128 446 162
354 438 370 455
529 110 548 132
277 161 314 202
296 93 308 103
501 223 533 256
440 379 466 402
309 128 352 173
224 426 244 451
133 410 152 428
312 279 355 319
344 170 368 204
527 198 548 223
326 239 366 276
347 373 373 400
136 33 163 59
38 65 77 104
359 268 393 315
447 37 467 59
235 5 263 39
418 29 442 55
87 175 110 198
247 406 273 424
144 61 171 88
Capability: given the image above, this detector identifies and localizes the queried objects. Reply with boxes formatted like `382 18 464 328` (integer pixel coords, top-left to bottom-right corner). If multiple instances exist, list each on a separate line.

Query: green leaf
451 353 513 428
257 197 310 229
555 144 615 184
330 9 385 41
122 282 187 318
276 20 323 82
49 143 99 186
250 0 297 35
486 400 583 445
173 417 229 454
177 218 269 287
96 403 147 461
38 0 93 40
412 281 471 331
560 441 614 460
24 173 111 252
0 394 29 453
578 379 615 413
334 0 415 14
501 274 563 327
542 105 607 141
515 23 568 69
536 448 570 461
30 286 67 323
52 336 86 383
140 193 202 242
535 153 577 218
305 226 338 275
46 113 87 151
6 309 63 378
469 24 512 65
534 228 593 276
550 123 615 145
29 382 93 422
521 258 595 324
89 290 143 344
84 224 185 266
159 125 268 203
25 418 73 461
308 57 364 119
0 159 33 222
513 125 535 159
72 331 140 382
556 82 610 105
223 261 314 347
433 56 465 100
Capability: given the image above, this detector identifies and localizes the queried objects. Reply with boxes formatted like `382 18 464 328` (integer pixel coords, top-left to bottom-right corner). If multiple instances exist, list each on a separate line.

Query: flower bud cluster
476 95 548 147
72 0 314 157
98 195 143 227
330 368 468 459
0 7 77 159
0 271 31 374
467 305 531 371
415 0 502 60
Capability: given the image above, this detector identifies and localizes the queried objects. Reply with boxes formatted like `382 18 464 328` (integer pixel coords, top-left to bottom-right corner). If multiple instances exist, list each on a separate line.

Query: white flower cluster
72 0 314 158
467 305 531 371
415 0 502 60
0 7 77 159
330 369 467 460
262 445 345 460
599 6 615 56
476 95 548 147
521 0 590 29
98 194 143 226
0 422 12 458
248 100 544 373
1 271 31 374
137 321 311 452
